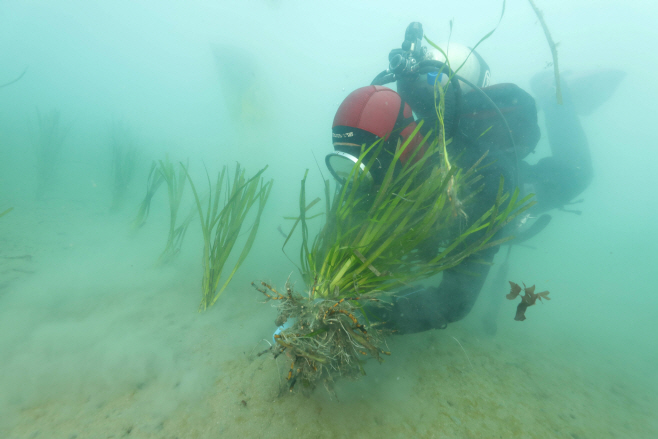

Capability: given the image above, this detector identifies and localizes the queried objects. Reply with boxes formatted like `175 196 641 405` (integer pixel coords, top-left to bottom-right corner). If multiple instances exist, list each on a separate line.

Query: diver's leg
480 246 512 335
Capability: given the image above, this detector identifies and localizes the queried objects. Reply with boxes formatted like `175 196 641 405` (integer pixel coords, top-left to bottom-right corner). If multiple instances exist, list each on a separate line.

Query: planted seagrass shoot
131 161 165 231
186 163 272 311
130 157 195 265
156 158 195 265
254 122 534 394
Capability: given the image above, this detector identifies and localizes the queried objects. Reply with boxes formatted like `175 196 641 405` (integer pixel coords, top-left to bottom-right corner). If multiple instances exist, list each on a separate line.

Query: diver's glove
364 285 448 335
272 318 295 343
523 156 591 212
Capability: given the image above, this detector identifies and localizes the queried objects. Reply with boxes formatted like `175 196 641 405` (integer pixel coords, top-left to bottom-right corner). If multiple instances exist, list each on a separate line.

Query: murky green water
1 1 656 438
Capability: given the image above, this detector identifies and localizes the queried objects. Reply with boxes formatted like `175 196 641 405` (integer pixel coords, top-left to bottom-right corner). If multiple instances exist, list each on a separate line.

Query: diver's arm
379 245 499 334
525 77 593 212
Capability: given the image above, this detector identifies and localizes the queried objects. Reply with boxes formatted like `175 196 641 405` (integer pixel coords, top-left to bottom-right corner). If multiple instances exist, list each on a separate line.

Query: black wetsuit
378 75 592 334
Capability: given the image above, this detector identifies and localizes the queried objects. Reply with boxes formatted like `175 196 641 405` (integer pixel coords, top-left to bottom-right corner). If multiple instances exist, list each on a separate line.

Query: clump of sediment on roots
252 280 392 394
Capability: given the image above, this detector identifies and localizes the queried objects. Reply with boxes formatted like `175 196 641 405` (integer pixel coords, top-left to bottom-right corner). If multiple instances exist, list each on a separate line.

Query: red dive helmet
327 85 423 185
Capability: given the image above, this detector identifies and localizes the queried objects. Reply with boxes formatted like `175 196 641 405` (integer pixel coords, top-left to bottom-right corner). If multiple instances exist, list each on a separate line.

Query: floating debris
506 281 550 321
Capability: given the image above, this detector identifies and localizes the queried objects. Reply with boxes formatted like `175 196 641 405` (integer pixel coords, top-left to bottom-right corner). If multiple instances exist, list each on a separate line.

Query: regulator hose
369 60 520 188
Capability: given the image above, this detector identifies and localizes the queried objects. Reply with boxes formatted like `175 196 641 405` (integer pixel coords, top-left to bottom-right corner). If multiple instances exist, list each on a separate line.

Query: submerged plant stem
527 0 563 104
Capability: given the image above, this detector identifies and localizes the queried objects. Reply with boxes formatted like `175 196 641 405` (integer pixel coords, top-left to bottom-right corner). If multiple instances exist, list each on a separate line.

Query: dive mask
325 150 373 187
325 140 392 189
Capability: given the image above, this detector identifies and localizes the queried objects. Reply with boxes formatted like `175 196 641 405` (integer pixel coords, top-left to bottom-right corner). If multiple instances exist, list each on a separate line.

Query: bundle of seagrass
256 121 534 394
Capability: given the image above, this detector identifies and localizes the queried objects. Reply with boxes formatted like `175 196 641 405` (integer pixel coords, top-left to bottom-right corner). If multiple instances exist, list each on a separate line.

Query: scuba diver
325 22 621 334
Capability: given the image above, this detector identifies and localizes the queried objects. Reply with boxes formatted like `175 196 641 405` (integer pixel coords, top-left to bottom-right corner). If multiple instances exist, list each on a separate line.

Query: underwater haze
1 0 656 438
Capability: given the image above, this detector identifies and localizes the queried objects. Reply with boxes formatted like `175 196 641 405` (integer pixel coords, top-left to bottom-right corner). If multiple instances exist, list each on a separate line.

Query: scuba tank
371 22 548 239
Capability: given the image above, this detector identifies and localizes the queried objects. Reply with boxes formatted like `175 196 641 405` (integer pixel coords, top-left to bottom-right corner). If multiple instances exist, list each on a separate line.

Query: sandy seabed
1 198 656 439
